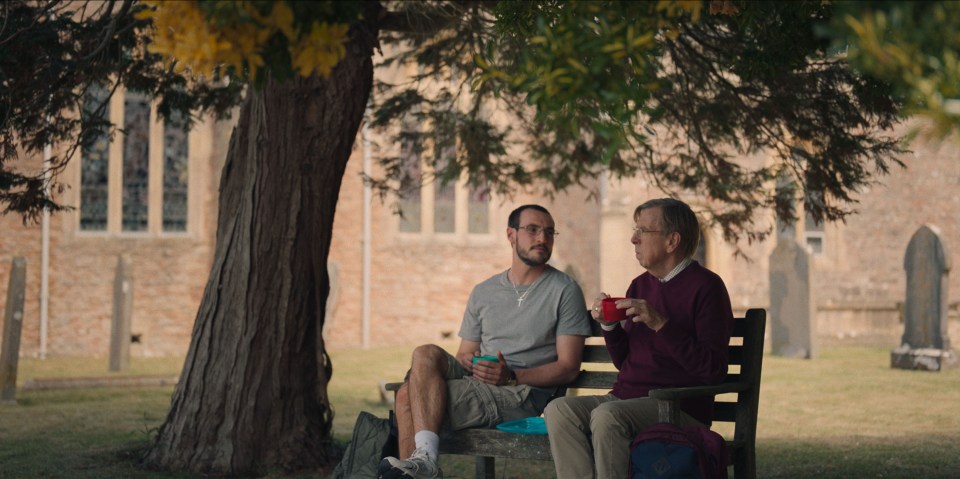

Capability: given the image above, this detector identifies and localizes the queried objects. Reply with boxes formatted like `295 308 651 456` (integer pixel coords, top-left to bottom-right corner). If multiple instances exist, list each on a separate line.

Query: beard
517 242 551 267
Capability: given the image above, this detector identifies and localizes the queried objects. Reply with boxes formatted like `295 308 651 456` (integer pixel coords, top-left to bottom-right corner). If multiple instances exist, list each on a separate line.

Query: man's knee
411 344 449 372
544 398 580 430
543 398 562 424
589 402 632 437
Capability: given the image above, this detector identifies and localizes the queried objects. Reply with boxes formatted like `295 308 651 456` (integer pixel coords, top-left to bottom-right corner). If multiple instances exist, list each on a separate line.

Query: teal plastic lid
495 417 547 435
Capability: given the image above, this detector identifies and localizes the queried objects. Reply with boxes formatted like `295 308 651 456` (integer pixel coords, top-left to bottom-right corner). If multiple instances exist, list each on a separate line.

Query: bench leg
735 444 756 479
475 456 495 479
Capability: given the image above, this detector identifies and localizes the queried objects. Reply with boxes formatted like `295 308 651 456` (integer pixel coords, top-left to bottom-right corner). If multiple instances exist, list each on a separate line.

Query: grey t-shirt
459 265 591 371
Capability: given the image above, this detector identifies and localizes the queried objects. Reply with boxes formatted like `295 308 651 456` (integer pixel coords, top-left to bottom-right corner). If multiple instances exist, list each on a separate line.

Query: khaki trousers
543 393 702 479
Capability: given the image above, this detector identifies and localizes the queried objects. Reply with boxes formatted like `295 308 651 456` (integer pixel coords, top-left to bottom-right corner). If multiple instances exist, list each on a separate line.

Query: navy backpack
628 422 728 479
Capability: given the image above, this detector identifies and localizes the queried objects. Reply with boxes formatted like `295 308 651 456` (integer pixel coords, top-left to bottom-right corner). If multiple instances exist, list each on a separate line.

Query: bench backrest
720 309 765 447
564 309 766 440
563 317 619 390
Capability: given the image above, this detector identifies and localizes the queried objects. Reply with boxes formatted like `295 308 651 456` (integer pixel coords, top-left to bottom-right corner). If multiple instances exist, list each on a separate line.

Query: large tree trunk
144 24 376 474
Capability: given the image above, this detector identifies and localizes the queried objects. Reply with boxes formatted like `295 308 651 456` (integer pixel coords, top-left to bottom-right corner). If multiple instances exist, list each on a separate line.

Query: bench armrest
650 381 749 423
648 381 748 401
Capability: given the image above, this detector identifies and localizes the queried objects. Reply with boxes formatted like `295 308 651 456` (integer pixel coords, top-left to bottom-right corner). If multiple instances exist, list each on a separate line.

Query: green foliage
1 0 924 243
826 1 960 139
0 0 242 222
373 1 904 244
650 1 903 239
482 1 674 164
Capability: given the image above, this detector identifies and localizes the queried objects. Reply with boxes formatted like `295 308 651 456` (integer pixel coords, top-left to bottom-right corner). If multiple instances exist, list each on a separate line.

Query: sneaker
377 447 442 479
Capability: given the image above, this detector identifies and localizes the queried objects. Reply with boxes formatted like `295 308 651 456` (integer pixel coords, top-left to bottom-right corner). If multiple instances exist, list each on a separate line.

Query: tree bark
144 23 376 474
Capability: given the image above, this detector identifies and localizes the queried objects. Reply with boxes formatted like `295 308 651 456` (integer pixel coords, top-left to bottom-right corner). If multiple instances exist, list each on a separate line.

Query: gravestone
891 225 957 371
769 237 816 358
109 255 133 372
1 257 27 404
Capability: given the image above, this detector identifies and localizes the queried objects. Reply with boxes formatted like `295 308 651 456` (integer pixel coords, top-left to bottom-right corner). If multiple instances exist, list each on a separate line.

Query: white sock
414 430 440 462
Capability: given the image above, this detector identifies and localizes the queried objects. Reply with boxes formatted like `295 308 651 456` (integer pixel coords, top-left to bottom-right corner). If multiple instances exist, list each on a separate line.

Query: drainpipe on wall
39 143 51 359
599 169 609 206
361 112 372 350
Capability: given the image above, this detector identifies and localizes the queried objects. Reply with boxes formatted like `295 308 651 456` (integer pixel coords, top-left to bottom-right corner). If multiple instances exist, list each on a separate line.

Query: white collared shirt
660 257 693 283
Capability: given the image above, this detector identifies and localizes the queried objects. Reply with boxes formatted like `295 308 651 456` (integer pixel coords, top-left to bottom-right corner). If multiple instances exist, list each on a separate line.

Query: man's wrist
600 321 620 331
653 317 668 332
505 368 518 386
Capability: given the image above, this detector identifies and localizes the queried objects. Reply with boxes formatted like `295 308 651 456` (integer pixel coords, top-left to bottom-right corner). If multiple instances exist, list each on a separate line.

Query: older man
380 204 591 479
544 198 734 479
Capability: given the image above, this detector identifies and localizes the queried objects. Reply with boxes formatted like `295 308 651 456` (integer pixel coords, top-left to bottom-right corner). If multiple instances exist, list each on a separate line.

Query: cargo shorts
440 351 543 431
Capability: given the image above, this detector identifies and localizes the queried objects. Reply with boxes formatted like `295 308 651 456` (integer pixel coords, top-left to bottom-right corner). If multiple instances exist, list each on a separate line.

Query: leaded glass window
805 211 824 254
398 132 422 233
467 183 489 234
162 110 189 231
433 143 455 234
80 84 110 231
393 128 493 237
122 90 150 232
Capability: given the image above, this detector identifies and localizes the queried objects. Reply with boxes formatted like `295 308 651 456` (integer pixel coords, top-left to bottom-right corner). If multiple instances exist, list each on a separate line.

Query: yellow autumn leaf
631 32 654 48
268 1 296 39
602 42 625 53
290 21 350 77
566 58 588 73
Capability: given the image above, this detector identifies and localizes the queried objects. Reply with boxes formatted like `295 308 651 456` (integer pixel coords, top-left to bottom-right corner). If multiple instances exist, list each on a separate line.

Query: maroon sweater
602 261 733 425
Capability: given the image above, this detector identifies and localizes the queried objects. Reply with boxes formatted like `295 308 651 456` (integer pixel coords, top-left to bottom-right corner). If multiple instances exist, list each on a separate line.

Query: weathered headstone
109 255 133 372
1 257 27 404
892 225 957 371
769 238 816 358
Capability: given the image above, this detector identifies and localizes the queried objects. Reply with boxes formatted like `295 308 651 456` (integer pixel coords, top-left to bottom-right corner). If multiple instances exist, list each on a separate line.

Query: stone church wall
2 115 958 357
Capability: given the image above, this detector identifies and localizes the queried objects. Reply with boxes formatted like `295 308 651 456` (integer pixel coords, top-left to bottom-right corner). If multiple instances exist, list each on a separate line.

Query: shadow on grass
5 347 958 479
382 433 960 479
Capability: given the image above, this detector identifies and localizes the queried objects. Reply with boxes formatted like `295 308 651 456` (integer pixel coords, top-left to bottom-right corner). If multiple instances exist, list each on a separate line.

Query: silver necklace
508 270 538 307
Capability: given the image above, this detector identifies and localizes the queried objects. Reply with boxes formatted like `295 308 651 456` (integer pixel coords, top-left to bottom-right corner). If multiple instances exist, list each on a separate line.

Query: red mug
601 297 628 322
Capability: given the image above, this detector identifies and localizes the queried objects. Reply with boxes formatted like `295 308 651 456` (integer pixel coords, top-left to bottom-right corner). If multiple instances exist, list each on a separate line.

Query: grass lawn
0 343 958 478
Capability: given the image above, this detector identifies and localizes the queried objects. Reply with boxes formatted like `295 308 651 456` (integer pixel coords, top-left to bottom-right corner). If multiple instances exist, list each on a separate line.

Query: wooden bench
388 308 766 479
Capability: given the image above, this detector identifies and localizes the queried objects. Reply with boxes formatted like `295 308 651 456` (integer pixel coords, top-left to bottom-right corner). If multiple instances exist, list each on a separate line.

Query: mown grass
0 344 958 478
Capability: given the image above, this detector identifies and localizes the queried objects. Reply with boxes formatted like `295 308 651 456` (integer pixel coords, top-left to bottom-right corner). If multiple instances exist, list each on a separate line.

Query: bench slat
438 428 748 463
439 428 553 461
582 345 611 362
567 371 618 389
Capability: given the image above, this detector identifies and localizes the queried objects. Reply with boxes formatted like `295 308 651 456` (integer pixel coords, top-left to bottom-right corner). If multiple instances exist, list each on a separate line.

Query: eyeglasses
632 227 663 235
514 224 559 238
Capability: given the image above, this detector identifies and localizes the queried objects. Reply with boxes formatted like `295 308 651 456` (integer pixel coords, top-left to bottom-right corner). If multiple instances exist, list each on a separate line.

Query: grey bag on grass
333 411 398 479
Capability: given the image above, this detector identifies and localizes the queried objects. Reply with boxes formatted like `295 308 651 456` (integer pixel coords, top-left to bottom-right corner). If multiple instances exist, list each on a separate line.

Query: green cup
472 355 499 364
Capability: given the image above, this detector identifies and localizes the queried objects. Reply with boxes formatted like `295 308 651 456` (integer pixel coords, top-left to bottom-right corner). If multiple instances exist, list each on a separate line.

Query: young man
544 198 734 479
379 204 592 479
